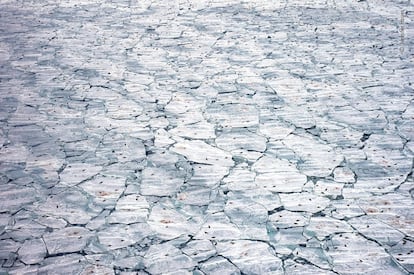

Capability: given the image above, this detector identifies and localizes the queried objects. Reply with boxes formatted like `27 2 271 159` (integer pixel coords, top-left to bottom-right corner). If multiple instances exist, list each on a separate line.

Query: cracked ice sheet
171 139 234 166
326 233 404 275
282 134 344 177
1 0 414 274
216 240 283 274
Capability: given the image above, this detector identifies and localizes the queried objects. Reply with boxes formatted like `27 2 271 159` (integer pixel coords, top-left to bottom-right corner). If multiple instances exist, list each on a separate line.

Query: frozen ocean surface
0 0 413 274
